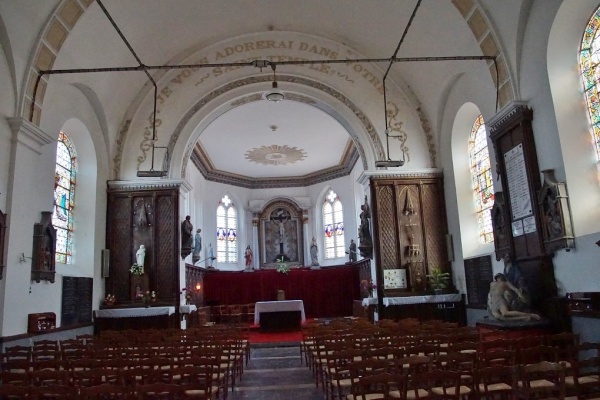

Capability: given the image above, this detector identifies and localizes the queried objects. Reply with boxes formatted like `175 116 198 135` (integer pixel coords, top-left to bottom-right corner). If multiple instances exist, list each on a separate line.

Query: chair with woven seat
169 364 213 399
0 385 33 399
78 383 135 400
514 361 566 400
564 355 600 399
348 371 407 400
30 384 79 399
407 370 464 400
474 365 516 400
477 348 515 368
135 382 186 399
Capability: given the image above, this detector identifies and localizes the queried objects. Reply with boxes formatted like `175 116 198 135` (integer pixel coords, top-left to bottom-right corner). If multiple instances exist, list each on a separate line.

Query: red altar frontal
202 265 363 319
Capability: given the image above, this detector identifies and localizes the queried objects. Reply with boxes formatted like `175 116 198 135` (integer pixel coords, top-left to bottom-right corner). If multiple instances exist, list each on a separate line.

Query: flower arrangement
130 263 144 275
138 290 155 305
104 294 116 306
180 288 192 304
276 257 289 274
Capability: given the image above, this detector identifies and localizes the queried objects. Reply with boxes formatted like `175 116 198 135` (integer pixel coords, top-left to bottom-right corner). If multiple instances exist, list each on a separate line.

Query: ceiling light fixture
266 63 284 102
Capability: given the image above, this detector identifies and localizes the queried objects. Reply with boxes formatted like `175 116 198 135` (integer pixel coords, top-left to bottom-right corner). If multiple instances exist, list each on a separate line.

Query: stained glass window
468 115 495 244
323 189 345 259
580 6 600 158
216 195 237 263
52 131 76 264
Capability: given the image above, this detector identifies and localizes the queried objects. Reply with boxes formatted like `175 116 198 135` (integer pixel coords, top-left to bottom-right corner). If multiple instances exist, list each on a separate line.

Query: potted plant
426 267 451 294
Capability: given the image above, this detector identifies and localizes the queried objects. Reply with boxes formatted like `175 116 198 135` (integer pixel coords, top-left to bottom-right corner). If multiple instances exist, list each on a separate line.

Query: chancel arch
111 31 435 180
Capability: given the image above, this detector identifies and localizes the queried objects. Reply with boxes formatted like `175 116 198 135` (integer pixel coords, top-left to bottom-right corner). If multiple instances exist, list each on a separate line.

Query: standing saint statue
348 239 357 262
181 215 193 259
244 245 253 269
207 243 214 267
136 245 146 272
192 229 202 264
358 196 373 259
310 237 320 267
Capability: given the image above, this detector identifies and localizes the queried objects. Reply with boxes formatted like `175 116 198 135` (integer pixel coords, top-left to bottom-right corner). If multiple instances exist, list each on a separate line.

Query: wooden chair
0 385 33 399
71 368 112 387
29 369 70 387
477 348 515 368
433 351 476 397
0 370 30 386
411 370 464 400
514 361 566 400
564 355 600 399
474 365 516 400
76 333 96 346
348 371 406 400
30 384 79 399
169 364 214 399
78 383 135 400
516 345 558 366
324 348 362 400
135 382 186 399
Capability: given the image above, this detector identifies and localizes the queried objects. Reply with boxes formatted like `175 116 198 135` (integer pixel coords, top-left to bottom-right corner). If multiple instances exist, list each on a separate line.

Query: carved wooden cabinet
31 211 56 283
371 174 450 299
106 183 180 306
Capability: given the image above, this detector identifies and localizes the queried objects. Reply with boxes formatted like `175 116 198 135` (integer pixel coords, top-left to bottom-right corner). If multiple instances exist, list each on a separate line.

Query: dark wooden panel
105 185 180 308
464 255 493 308
61 276 93 326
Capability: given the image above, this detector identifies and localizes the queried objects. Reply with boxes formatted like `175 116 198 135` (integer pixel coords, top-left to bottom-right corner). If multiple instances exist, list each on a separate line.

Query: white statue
136 245 146 271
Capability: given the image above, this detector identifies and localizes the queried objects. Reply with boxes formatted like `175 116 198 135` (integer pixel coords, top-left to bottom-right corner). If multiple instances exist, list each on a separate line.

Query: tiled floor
229 344 324 400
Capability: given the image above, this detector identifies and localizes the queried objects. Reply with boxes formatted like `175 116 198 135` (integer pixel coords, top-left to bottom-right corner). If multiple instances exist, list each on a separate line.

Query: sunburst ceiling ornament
245 144 307 166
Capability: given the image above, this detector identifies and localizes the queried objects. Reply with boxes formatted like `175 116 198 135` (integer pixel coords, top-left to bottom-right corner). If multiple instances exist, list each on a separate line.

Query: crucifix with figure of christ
271 209 290 262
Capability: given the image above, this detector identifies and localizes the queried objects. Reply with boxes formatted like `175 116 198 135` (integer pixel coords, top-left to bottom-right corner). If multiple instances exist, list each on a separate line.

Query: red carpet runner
248 329 302 343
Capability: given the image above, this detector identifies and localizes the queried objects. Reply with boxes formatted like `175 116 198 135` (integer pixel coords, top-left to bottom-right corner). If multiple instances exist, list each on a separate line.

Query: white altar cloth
254 300 306 325
361 297 378 307
383 294 462 307
95 306 176 319
179 304 197 314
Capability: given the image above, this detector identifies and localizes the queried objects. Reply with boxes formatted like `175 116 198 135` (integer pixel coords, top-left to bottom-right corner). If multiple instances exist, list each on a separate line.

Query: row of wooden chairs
0 381 211 399
345 360 575 400
1 356 225 399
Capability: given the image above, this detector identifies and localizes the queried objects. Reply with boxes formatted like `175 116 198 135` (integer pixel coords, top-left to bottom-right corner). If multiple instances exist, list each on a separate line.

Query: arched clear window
52 131 77 264
323 189 345 259
580 7 600 158
468 115 494 244
216 194 237 263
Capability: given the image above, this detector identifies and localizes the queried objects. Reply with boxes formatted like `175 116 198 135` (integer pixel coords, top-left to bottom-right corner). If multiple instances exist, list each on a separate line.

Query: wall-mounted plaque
61 276 93 326
504 144 533 220
464 255 493 308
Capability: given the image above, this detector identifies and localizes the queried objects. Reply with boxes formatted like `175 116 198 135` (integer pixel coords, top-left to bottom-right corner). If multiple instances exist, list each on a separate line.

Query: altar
94 306 178 333
377 293 466 325
254 300 306 332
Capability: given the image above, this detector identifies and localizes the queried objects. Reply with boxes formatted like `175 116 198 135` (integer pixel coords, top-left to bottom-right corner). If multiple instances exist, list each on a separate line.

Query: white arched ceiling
16 0 517 184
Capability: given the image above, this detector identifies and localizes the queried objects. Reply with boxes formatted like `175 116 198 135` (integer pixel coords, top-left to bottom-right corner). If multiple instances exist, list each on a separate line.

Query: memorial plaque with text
61 277 93 326
464 255 493 308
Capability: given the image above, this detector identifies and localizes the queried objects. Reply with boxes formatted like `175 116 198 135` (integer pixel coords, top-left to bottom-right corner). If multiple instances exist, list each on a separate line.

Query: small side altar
94 306 177 333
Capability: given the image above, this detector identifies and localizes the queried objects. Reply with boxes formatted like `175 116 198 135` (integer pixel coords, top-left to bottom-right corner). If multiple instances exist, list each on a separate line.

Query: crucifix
406 219 420 260
271 209 290 261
